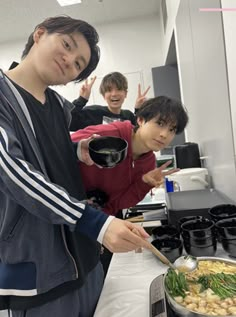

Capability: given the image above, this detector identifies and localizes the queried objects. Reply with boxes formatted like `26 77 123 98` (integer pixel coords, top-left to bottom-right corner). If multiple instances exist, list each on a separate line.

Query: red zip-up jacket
71 121 156 215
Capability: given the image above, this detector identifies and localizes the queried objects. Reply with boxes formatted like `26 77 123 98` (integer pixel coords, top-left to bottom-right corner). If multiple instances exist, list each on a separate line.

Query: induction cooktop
149 275 179 317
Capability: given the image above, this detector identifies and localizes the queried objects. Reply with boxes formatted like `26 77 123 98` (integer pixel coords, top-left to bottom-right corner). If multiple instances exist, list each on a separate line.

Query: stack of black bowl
152 225 180 240
178 215 204 233
181 217 217 256
215 217 236 257
208 204 236 223
208 204 236 243
151 225 183 263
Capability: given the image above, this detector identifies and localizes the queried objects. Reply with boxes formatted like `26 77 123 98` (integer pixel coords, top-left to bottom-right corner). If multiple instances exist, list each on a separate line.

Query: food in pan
165 260 236 316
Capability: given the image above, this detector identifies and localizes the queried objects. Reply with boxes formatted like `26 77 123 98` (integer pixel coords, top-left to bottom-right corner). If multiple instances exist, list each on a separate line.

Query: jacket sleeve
0 108 109 241
72 96 88 110
69 96 89 131
71 122 119 141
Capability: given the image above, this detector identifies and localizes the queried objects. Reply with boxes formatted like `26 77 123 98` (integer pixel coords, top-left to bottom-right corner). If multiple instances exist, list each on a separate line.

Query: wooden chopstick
126 215 144 222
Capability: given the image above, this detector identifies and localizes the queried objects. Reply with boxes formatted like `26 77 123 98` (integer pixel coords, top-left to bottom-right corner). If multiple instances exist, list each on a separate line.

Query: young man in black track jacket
0 15 149 317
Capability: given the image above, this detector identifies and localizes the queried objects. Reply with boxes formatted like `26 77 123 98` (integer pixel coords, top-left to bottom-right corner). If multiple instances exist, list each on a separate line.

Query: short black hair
135 96 188 134
99 72 128 96
21 15 100 82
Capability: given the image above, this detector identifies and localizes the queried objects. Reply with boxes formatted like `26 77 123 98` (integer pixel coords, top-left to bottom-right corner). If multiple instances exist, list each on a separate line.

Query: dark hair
21 15 100 82
99 72 128 96
135 96 188 134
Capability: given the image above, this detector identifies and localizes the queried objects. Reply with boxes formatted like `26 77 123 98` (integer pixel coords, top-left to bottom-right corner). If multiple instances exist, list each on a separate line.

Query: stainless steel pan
164 256 236 317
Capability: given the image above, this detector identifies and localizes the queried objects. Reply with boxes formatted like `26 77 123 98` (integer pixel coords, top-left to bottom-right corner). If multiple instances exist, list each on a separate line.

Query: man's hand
79 76 97 100
142 160 179 187
135 84 151 110
77 134 100 166
102 218 150 253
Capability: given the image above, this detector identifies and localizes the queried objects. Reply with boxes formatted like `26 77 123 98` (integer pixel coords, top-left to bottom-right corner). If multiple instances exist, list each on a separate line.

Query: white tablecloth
94 243 232 317
93 248 168 317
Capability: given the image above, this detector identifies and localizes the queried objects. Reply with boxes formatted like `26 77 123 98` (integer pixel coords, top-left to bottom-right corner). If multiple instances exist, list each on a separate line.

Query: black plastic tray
166 189 231 226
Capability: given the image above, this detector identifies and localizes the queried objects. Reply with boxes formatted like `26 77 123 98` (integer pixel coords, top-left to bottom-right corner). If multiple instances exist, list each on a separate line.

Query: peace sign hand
135 84 151 109
79 76 97 100
142 160 179 188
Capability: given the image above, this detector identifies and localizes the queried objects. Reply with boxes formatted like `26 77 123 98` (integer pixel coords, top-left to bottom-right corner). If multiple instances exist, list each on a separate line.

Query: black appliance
174 142 201 169
166 189 230 227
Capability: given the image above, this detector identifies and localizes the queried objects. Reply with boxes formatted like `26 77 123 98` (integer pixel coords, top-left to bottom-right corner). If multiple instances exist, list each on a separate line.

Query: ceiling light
56 0 82 6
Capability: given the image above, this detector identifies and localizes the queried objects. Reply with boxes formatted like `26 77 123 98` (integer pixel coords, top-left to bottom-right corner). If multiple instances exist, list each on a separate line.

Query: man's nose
62 54 73 67
160 128 169 138
110 88 118 95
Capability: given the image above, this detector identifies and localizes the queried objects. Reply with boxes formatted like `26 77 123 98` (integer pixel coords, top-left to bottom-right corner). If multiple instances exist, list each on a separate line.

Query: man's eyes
157 121 177 133
63 40 70 49
75 61 81 70
62 39 81 70
157 120 165 127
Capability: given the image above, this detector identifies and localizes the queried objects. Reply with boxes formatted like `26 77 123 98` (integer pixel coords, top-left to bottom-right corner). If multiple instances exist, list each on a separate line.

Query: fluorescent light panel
57 0 82 6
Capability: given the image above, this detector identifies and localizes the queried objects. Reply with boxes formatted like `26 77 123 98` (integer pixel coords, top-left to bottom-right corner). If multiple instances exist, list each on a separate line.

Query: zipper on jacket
61 225 78 279
132 160 135 168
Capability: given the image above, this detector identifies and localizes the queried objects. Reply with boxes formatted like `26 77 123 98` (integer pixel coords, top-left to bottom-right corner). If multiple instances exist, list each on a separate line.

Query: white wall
0 15 163 112
222 0 236 157
0 40 23 70
174 0 236 202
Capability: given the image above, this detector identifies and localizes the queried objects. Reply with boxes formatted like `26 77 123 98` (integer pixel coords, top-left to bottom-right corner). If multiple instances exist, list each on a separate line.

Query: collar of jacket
0 70 74 174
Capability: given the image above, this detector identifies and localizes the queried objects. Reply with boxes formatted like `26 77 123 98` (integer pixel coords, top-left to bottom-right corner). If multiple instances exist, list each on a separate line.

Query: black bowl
216 217 236 239
151 238 183 263
151 225 180 240
89 136 128 168
221 238 236 257
181 218 215 239
182 235 217 247
178 216 205 232
184 242 217 257
208 204 236 222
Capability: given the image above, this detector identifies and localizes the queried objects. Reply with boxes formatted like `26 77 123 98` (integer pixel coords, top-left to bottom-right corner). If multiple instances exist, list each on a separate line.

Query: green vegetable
165 269 189 298
198 273 236 299
165 270 236 300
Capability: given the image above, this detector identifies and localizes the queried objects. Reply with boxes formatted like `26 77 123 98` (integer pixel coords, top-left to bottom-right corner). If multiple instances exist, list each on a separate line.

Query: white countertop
94 242 232 317
94 248 168 317
94 189 167 317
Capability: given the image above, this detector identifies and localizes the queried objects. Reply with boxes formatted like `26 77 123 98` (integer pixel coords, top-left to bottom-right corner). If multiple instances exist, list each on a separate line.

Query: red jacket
71 121 156 215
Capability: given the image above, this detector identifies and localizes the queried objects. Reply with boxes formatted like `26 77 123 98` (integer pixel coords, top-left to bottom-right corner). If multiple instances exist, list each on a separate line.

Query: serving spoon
131 227 198 272
145 240 198 273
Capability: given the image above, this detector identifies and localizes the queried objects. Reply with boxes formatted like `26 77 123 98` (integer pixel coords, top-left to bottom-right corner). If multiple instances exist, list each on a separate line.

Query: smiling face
135 116 177 153
103 85 127 114
31 28 91 86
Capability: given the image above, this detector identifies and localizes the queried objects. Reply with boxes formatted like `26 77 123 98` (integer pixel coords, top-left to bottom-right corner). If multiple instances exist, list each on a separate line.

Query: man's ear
33 27 46 43
136 117 144 127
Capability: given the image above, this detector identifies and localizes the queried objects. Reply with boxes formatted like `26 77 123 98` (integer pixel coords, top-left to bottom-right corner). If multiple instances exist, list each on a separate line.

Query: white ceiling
1 0 161 44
